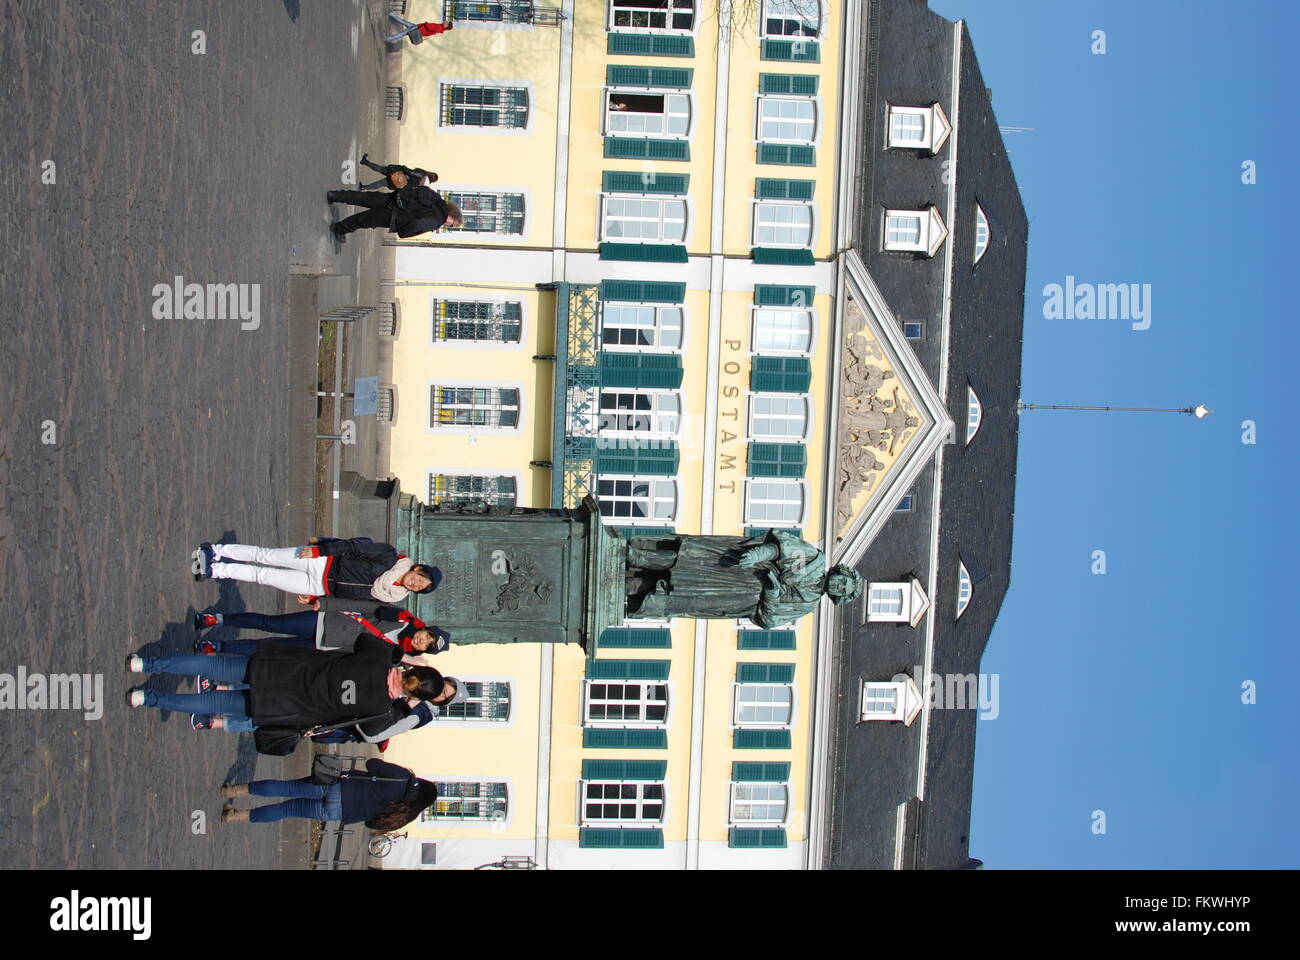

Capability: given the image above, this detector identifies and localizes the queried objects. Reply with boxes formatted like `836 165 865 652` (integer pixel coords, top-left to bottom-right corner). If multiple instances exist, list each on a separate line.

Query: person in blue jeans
125 637 464 736
220 758 437 826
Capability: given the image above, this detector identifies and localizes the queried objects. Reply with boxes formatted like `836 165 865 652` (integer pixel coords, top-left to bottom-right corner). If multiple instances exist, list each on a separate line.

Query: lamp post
1017 402 1212 419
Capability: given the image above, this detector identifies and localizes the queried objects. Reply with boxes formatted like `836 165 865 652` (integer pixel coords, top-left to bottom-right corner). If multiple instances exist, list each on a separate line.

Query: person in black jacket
194 537 440 605
325 185 462 242
125 634 463 743
358 152 437 191
218 758 439 826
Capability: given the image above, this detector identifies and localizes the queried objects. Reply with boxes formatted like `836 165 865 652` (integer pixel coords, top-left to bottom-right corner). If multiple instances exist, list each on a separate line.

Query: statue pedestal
395 494 626 651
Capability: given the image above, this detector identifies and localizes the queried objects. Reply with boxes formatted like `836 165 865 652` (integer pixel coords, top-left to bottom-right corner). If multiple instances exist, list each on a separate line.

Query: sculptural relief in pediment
835 298 923 535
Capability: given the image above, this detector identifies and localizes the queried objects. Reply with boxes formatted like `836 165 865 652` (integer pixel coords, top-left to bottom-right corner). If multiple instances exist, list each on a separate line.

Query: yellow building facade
377 0 864 869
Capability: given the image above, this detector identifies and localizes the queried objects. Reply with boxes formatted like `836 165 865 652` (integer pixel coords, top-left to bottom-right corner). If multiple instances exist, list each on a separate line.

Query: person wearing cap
193 536 440 605
193 601 450 665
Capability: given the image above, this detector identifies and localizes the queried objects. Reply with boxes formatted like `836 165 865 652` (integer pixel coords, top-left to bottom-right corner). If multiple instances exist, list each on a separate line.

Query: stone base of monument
395 493 626 652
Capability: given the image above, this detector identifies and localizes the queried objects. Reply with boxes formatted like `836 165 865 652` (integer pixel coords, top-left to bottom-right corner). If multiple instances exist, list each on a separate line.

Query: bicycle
367 830 408 858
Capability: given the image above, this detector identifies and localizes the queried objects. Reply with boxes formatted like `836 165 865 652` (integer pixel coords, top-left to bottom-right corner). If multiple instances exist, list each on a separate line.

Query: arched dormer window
956 560 972 619
965 386 982 444
973 205 990 263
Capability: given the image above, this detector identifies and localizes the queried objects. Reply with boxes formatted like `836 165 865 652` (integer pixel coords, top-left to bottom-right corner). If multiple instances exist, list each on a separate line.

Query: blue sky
928 0 1299 868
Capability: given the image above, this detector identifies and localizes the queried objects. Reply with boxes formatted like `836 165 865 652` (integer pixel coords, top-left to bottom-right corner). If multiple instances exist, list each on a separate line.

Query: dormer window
883 207 948 257
861 677 924 725
974 205 990 263
956 560 973 619
965 386 982 444
864 578 930 627
886 103 951 152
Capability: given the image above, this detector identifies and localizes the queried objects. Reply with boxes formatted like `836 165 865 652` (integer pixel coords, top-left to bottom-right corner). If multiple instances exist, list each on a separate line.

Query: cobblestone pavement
0 0 389 869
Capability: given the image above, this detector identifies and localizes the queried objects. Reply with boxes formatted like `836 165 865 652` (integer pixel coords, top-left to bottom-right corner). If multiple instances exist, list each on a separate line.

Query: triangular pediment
829 251 954 566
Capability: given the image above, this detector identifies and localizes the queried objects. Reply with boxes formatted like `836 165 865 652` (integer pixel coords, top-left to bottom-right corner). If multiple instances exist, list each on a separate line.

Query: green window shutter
747 442 807 478
754 284 816 306
737 630 797 650
583 728 668 749
731 761 791 782
605 66 692 88
599 351 684 388
755 179 815 201
607 33 696 58
736 663 796 684
600 628 672 649
599 242 690 262
602 171 690 195
733 729 793 749
757 143 816 166
615 526 677 539
750 356 812 392
744 526 802 539
600 280 687 303
760 73 819 95
580 828 665 849
585 659 671 680
604 138 690 162
728 828 788 849
607 65 651 87
752 248 816 266
582 759 667 781
761 39 821 62
594 440 680 476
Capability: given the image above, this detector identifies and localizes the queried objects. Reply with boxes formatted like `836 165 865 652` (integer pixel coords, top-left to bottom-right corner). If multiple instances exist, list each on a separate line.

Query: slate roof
824 0 1028 870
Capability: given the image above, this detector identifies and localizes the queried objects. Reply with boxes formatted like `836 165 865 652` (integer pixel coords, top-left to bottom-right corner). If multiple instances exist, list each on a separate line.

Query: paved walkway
0 0 393 869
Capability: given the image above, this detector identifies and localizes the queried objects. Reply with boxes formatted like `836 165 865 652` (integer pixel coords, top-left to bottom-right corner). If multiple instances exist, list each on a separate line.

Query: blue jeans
248 779 343 822
142 653 252 725
216 635 317 657
224 611 320 636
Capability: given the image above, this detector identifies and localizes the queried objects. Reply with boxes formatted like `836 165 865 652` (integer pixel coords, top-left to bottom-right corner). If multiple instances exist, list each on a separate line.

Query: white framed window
581 781 665 824
966 386 983 443
957 560 973 619
753 200 813 247
596 476 678 523
895 495 914 512
762 0 820 38
902 321 924 340
974 205 990 263
445 190 526 235
432 299 522 343
757 96 817 143
886 103 951 152
430 386 520 429
752 307 813 354
601 303 684 351
432 681 511 721
860 678 924 724
730 782 788 823
864 579 931 627
446 1 537 26
422 782 509 821
606 90 691 137
602 195 687 242
744 479 807 527
734 683 793 727
429 472 519 508
608 0 695 32
748 394 810 440
599 389 682 436
883 207 948 257
583 680 669 726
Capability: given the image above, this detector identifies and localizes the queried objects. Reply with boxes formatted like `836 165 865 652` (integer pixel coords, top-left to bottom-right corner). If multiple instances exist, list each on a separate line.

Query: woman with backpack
219 757 438 826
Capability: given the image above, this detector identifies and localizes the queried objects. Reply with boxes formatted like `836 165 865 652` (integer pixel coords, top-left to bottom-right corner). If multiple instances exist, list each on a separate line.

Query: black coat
245 633 396 728
316 537 404 601
391 185 451 238
339 758 420 824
